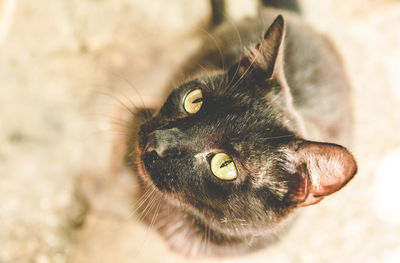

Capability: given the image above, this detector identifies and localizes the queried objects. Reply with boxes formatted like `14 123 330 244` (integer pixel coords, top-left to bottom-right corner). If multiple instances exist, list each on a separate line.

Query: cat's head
135 16 357 234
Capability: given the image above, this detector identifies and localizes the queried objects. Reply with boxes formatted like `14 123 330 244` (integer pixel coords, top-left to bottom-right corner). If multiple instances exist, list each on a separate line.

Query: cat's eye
183 89 203 114
210 153 237 180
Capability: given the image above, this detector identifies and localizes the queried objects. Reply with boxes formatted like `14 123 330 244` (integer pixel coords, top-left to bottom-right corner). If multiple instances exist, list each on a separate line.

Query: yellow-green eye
210 153 237 180
184 89 203 114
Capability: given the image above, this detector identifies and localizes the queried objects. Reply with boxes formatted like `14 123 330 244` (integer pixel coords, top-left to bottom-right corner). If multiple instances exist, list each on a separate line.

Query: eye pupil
192 98 203 104
219 160 232 168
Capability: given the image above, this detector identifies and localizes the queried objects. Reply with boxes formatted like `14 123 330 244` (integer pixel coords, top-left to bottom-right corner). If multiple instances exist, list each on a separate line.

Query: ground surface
1 0 400 262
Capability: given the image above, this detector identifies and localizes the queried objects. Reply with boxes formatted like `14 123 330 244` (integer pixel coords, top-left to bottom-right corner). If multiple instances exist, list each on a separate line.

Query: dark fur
125 0 357 258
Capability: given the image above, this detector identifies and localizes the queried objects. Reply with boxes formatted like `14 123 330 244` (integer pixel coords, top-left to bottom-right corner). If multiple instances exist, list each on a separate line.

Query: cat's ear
229 15 285 81
290 141 357 207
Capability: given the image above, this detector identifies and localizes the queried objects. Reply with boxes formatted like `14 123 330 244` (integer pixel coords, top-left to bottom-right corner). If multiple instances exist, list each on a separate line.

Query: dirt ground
1 0 400 262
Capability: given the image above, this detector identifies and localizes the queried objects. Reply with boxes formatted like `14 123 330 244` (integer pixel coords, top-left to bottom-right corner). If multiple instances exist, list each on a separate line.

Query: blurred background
1 0 400 262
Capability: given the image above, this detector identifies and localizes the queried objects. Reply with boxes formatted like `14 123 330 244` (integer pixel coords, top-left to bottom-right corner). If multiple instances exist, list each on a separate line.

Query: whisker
101 70 155 122
264 134 295 141
134 185 154 204
198 28 226 71
105 120 130 130
80 129 129 141
107 70 148 111
196 63 216 87
223 15 245 88
97 91 137 117
136 193 163 257
135 192 159 223
192 12 244 90
148 194 163 230
229 49 259 91
118 89 140 113
142 108 154 121
131 187 156 217
84 116 131 138
85 112 130 123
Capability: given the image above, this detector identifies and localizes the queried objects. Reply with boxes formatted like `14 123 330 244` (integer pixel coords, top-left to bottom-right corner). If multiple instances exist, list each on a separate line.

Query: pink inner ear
295 141 357 207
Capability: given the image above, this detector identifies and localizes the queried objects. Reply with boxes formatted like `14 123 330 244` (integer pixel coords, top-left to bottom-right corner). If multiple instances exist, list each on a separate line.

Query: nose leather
145 128 185 157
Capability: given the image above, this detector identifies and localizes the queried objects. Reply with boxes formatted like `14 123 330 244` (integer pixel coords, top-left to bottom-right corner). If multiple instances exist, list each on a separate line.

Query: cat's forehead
161 75 286 129
152 73 295 149
173 73 255 98
176 73 279 101
173 75 225 97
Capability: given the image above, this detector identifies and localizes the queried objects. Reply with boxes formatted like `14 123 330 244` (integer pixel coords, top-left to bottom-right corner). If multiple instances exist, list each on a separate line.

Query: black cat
125 0 357 257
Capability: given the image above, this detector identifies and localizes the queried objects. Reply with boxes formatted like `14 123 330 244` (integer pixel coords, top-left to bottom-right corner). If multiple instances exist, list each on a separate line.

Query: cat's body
126 0 357 258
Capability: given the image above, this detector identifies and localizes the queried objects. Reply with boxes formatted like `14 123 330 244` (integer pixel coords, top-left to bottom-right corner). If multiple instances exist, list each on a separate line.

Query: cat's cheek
141 153 173 192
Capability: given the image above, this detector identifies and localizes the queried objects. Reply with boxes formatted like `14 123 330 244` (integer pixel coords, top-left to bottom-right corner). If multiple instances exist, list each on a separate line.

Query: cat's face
134 15 357 235
138 72 300 233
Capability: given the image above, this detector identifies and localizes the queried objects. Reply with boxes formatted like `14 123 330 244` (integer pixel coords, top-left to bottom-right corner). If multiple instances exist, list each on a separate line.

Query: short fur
125 0 357 258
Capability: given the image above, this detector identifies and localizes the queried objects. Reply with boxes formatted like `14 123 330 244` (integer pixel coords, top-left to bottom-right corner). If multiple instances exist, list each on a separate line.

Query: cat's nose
144 132 163 157
145 128 184 158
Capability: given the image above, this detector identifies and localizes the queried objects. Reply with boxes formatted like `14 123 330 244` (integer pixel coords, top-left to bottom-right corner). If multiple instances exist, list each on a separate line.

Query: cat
125 0 357 258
